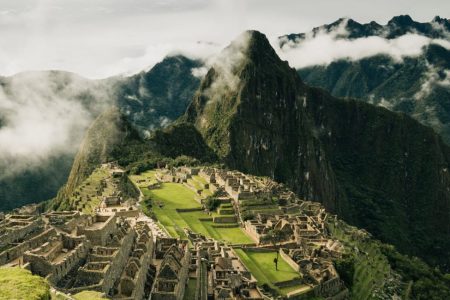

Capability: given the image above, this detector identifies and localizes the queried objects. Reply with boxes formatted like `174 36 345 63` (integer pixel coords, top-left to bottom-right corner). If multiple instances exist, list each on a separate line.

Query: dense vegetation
330 220 450 300
50 107 150 209
149 121 217 162
380 244 450 299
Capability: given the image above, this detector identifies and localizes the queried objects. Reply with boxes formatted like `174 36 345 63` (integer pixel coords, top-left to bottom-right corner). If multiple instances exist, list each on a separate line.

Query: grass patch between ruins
234 249 307 295
135 172 253 244
183 278 197 300
129 170 159 188
72 291 106 300
0 267 50 300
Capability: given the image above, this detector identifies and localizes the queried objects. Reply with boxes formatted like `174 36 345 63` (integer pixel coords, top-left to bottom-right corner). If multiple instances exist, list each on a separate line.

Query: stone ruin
190 240 263 300
151 238 190 300
0 165 353 300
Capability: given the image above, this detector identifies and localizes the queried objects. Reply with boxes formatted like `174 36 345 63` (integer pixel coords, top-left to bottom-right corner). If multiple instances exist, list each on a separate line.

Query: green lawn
234 249 306 295
139 180 253 244
184 279 197 300
187 178 203 190
73 291 106 300
130 170 158 188
0 267 50 300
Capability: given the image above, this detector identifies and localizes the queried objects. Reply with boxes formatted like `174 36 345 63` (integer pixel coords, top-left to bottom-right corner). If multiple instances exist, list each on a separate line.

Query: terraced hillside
51 164 139 215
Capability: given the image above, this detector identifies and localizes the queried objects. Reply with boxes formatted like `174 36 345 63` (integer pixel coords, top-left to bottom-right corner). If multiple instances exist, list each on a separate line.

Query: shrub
205 196 220 211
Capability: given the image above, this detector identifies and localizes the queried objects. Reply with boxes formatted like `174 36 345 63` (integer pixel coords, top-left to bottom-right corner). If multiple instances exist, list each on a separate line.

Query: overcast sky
0 0 448 78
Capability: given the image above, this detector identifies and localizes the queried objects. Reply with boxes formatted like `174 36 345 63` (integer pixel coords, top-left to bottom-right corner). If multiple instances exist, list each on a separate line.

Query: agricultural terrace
58 167 113 214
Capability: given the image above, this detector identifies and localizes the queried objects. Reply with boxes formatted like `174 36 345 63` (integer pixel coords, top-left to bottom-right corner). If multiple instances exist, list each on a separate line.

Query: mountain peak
388 14 414 26
219 30 278 66
245 30 270 46
186 29 305 160
244 30 281 63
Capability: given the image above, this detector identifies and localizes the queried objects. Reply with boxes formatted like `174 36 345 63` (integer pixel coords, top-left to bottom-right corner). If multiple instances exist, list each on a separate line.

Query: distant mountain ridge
279 15 450 144
279 15 450 45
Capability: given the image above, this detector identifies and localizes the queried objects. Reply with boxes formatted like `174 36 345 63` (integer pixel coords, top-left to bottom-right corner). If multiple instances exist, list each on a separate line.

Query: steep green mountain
0 55 202 211
50 107 149 208
280 16 450 144
184 30 450 271
149 121 217 161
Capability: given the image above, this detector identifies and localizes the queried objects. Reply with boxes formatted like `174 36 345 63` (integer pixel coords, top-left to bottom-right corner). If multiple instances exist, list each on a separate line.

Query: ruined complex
0 164 350 300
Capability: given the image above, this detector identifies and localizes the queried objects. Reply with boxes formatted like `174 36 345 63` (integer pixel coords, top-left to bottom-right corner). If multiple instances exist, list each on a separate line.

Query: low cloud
0 72 113 179
414 65 450 100
202 31 251 100
277 24 450 69
191 66 209 78
100 41 222 78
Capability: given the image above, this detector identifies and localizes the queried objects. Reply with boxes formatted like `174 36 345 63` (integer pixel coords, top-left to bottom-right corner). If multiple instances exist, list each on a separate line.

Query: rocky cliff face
186 31 340 211
305 89 450 268
185 30 450 269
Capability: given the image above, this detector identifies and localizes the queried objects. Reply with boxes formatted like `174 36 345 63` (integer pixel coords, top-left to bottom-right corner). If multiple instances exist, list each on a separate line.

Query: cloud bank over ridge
276 19 450 69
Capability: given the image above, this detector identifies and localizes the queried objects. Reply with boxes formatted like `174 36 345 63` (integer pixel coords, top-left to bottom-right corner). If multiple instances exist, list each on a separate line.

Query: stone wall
0 227 54 265
47 241 90 284
279 248 300 272
211 224 239 228
175 208 203 213
115 209 140 218
24 234 90 284
66 227 135 295
274 278 303 288
151 247 191 300
243 222 261 244
0 216 42 247
312 277 348 300
78 214 117 246
115 230 153 300
100 228 135 294
213 216 237 223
